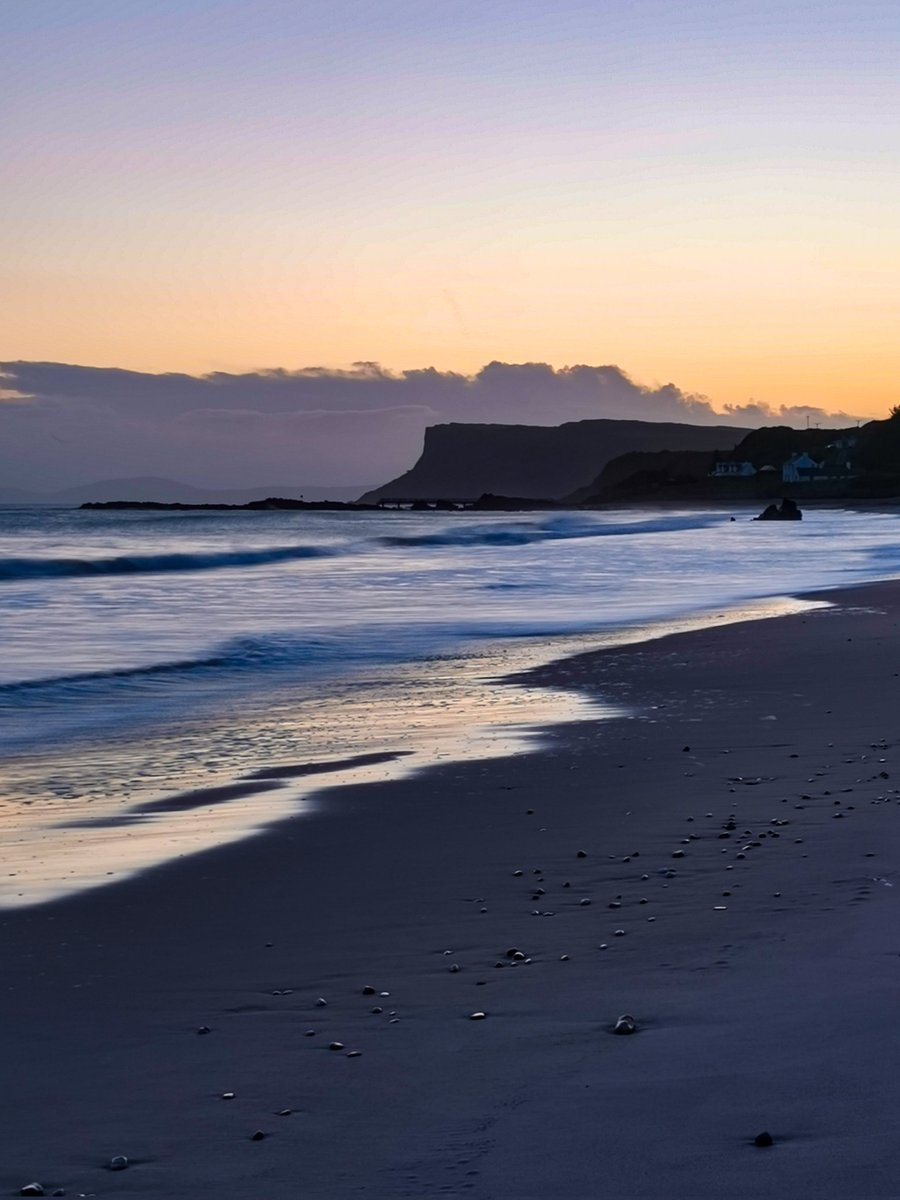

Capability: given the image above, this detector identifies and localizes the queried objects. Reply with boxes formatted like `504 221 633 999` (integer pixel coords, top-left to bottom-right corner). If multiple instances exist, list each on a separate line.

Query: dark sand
3 581 900 1197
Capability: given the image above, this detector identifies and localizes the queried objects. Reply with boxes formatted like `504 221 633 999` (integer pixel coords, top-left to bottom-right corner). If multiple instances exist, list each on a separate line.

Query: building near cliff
709 460 757 478
783 442 856 483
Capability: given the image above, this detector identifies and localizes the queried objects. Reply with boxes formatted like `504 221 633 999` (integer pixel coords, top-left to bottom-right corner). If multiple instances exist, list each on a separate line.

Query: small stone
512 950 527 961
512 869 523 876
613 929 625 937
315 998 328 1007
469 1011 487 1020
371 1006 383 1013
362 986 376 995
108 1156 129 1171
328 1041 345 1051
613 1014 637 1035
560 954 569 961
754 1131 774 1148
579 898 591 907
682 745 690 752
305 1028 316 1035
577 850 588 858
448 964 460 973
672 850 685 859
277 1109 292 1116
20 1185 44 1197
196 1025 211 1035
346 1050 362 1057
221 1091 235 1099
250 1130 267 1141
608 901 621 909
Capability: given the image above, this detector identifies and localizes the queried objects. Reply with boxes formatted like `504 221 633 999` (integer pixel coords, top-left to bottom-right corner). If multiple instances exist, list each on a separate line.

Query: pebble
108 1156 129 1171
277 1109 293 1116
754 1131 774 1148
250 1131 267 1141
20 1186 44 1197
613 929 626 937
577 850 588 858
221 1091 235 1100
362 986 377 995
328 1041 345 1051
346 1050 362 1057
579 898 592 907
560 954 570 961
448 964 461 973
469 1011 488 1020
672 850 685 859
371 1006 383 1014
196 1026 211 1035
305 1029 316 1035
613 1014 637 1035
315 998 328 1008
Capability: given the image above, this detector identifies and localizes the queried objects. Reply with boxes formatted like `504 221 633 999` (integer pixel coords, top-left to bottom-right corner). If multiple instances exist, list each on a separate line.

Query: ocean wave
378 513 721 550
0 630 395 699
0 542 336 582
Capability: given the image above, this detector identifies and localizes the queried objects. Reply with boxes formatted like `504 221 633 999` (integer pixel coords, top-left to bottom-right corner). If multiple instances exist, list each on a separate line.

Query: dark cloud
0 359 870 491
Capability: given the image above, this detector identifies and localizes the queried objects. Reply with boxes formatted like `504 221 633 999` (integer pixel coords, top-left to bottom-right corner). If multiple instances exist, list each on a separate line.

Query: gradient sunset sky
4 0 899 418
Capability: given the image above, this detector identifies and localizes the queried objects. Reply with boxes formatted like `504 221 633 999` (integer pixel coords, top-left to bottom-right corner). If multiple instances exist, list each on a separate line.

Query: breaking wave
0 543 336 582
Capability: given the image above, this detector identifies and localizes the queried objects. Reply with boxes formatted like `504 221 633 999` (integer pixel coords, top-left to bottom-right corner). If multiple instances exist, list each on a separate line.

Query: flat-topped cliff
360 419 748 502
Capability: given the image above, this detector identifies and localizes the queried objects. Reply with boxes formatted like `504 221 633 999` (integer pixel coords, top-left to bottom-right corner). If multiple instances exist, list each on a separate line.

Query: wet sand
3 580 900 1197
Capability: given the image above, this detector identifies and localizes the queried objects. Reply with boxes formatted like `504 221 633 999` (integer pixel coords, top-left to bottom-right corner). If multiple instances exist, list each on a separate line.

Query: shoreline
0 592 823 908
4 578 900 1195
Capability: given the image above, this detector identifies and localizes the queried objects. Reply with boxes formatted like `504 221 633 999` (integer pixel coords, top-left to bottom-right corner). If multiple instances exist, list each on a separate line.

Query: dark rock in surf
754 499 802 521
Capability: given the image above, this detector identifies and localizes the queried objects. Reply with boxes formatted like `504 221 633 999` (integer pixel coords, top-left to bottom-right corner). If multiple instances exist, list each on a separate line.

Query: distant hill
0 477 372 504
569 419 900 503
360 420 749 502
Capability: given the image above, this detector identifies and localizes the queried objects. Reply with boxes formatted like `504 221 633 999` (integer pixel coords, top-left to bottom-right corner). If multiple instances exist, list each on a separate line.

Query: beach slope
3 582 900 1198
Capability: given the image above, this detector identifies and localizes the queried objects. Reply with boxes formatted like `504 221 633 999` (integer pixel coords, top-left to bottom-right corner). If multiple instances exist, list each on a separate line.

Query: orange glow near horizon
4 2 900 422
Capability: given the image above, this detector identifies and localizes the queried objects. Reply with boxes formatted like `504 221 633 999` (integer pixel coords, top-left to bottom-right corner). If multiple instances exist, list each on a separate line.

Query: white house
710 460 757 478
782 452 822 483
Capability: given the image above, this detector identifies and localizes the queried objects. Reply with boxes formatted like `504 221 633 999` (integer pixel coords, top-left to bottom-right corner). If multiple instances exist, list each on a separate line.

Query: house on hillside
710 460 757 478
782 452 822 482
783 441 856 483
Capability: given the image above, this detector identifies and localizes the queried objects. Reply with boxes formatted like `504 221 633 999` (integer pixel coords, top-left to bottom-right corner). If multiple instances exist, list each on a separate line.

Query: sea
3 502 900 906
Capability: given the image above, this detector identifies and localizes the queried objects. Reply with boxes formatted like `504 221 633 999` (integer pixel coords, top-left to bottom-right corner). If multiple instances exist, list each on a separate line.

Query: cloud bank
0 360 867 492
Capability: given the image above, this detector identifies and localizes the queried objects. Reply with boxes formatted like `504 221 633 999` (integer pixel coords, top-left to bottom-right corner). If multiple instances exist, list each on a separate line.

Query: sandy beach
3 579 900 1198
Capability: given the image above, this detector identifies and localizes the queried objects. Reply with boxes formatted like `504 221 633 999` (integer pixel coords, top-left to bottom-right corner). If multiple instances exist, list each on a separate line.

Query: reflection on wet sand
0 594 825 907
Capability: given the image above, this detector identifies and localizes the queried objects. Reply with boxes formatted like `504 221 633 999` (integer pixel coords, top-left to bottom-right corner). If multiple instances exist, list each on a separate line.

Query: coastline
4 578 900 1196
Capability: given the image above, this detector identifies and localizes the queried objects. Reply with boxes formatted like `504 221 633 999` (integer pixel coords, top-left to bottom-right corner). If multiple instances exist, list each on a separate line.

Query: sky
2 0 898 487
